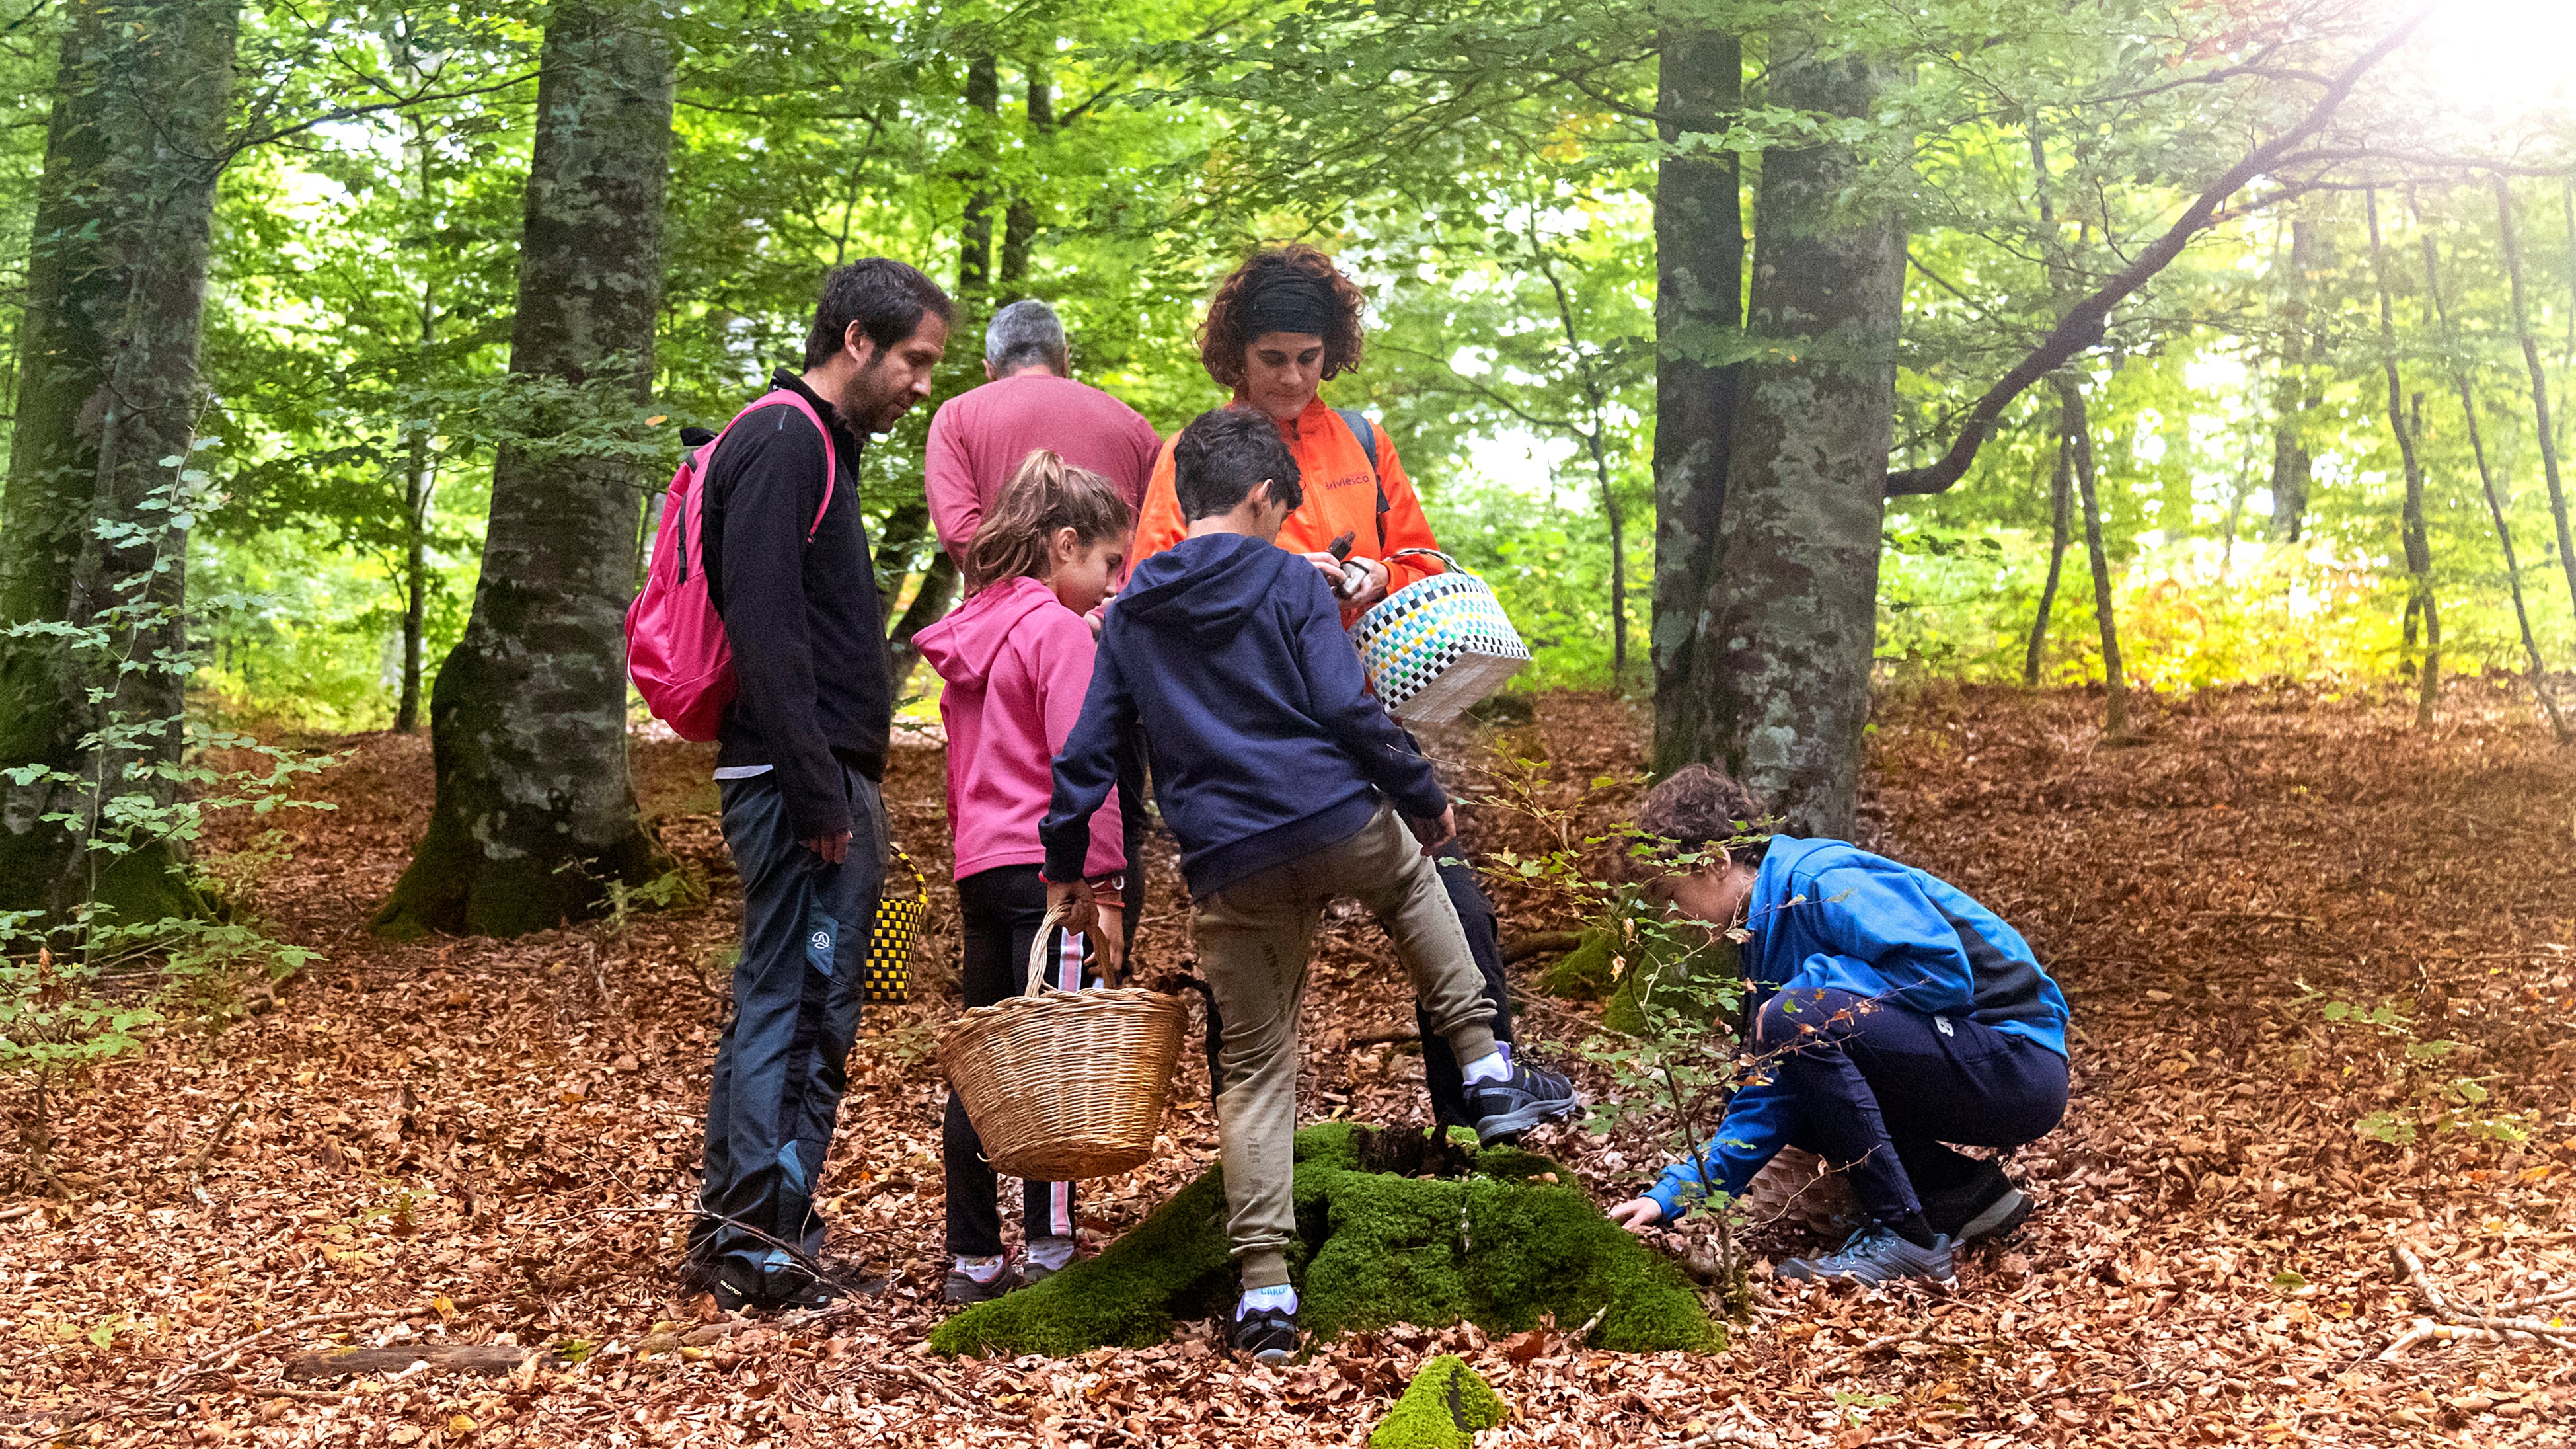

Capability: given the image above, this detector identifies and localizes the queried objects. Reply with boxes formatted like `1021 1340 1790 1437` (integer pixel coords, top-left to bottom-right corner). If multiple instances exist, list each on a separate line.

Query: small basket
863 847 928 1005
938 904 1188 1180
1349 549 1531 723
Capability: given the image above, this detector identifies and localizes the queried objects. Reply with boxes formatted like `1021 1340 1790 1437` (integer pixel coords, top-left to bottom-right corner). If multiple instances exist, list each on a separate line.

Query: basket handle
1383 546 1465 575
1024 901 1082 996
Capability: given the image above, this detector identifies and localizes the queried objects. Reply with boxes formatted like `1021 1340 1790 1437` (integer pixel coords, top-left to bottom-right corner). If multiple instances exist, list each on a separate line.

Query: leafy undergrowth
929 1122 1716 1360
3 679 2573 1446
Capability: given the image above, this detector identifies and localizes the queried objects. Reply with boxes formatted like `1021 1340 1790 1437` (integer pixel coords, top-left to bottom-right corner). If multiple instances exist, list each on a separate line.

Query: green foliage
928 1123 1718 1359
2298 985 2530 1146
1368 1355 1506 1449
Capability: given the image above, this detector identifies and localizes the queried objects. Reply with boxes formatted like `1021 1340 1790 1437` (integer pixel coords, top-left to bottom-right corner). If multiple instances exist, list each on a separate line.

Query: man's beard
836 356 898 434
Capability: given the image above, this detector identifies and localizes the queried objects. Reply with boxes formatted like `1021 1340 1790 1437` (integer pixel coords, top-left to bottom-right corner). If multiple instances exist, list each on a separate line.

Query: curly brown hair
1197 244 1367 392
1634 764 1775 861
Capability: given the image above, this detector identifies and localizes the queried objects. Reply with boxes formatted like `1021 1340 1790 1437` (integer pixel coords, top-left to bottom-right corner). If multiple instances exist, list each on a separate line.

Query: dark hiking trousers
944 865 1090 1259
689 764 885 1300
1417 836 1515 1129
1757 986 2068 1226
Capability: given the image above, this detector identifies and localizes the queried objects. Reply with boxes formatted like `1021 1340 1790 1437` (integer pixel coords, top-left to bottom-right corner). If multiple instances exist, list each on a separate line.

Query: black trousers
1416 842 1514 1128
943 865 1088 1258
1758 986 2070 1224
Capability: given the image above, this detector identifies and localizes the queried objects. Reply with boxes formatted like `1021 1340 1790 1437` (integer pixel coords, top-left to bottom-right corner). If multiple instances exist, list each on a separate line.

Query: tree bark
1647 25 1742 772
1000 58 1051 299
885 551 959 698
0 0 237 924
2365 188 2436 730
2493 177 2576 640
2022 397 2074 686
397 114 438 736
958 54 998 305
1689 36 1904 834
373 0 675 939
2269 215 2326 543
2417 210 2569 742
2063 381 2129 737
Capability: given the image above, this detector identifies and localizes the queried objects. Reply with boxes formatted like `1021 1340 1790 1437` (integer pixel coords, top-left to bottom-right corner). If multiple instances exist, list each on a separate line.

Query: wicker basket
938 905 1188 1180
1737 1146 1860 1237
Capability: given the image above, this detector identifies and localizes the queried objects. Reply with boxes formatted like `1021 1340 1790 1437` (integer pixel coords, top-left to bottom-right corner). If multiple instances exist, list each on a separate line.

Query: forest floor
7 680 2576 1447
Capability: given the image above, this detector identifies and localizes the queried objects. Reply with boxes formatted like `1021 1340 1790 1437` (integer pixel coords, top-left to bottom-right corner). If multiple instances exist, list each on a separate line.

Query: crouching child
1605 766 2071 1288
1038 407 1581 1363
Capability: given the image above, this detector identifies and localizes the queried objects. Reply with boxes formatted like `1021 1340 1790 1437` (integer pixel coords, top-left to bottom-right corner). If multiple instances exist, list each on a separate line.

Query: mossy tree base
930 1123 1722 1360
1369 1356 1506 1449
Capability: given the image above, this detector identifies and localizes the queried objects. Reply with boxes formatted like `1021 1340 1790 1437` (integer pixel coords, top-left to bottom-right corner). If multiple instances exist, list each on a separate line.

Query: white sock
1460 1042 1513 1085
1026 1235 1077 1272
953 1253 1010 1284
1238 1284 1298 1317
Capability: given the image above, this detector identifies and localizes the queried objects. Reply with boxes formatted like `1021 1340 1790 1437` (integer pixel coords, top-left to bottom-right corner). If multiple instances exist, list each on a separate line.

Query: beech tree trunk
2365 190 2436 730
373 0 675 938
1647 26 1743 773
2418 211 2569 742
2061 381 2129 737
1688 36 1903 834
0 0 237 924
2269 215 2326 543
2022 399 2074 686
2494 178 2576 637
396 113 438 736
1000 58 1051 299
958 54 998 306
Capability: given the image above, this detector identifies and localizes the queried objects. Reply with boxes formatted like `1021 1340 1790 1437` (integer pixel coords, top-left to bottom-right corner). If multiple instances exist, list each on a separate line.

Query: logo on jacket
810 930 831 953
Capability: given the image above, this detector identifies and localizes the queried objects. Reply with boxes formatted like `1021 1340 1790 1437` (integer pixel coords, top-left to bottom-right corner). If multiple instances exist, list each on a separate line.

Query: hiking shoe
1776 1226 1957 1288
944 1263 1021 1306
1464 1057 1583 1146
1232 1302 1301 1365
715 1259 887 1313
1922 1161 2031 1245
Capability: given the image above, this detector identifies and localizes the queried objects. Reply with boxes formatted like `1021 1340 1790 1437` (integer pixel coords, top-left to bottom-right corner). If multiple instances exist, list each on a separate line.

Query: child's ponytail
963 450 1136 595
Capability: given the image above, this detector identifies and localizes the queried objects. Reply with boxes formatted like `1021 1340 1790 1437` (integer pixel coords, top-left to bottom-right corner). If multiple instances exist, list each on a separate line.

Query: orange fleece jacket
1130 397 1445 623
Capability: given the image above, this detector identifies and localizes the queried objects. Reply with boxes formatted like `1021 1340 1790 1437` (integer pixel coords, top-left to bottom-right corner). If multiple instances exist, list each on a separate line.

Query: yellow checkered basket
864 846 928 1005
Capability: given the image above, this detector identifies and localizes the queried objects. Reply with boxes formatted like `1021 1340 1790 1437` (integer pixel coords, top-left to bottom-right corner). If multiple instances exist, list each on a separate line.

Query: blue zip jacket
1040 532 1445 897
1644 836 2070 1221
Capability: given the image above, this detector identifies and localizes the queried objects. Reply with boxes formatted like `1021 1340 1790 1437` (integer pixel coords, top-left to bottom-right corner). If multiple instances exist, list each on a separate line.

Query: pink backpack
625 389 838 741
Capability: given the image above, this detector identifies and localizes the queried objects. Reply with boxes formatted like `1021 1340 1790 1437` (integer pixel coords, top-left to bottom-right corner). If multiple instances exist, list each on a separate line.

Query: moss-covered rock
1367 1355 1505 1448
1536 929 1619 1001
930 1122 1722 1359
1603 933 1740 1037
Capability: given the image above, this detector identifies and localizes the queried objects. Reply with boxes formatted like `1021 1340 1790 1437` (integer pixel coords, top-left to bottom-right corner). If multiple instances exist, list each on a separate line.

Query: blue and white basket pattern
1349 551 1532 723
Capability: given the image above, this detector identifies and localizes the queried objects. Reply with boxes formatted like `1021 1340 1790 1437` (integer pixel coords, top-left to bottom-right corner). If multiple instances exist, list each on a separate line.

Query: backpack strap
1335 406 1390 519
739 388 839 541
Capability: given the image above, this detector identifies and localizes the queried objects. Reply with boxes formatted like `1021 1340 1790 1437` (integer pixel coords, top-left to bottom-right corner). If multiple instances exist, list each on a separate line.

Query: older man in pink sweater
925 299 1160 563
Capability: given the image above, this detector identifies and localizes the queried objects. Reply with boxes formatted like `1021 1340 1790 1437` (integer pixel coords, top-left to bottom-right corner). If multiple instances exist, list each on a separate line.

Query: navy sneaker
1464 1056 1583 1146
1922 1161 2031 1245
714 1261 885 1313
1776 1226 1957 1288
1233 1300 1300 1364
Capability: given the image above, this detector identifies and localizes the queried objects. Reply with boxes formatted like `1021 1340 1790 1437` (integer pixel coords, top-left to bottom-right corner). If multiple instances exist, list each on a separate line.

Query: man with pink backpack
640 260 952 1312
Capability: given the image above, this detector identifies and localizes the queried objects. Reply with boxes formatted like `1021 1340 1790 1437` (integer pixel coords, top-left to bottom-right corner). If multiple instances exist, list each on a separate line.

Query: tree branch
1883 8 2431 497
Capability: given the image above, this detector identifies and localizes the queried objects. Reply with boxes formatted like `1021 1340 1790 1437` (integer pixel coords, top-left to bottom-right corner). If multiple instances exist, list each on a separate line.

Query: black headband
1242 274 1340 340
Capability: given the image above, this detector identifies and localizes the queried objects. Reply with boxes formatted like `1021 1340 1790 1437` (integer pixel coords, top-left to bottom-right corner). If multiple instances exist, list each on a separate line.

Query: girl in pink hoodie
914 450 1133 1306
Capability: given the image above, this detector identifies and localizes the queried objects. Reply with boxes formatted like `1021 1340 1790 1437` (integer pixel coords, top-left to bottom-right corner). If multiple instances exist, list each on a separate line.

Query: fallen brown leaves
4 678 2573 1446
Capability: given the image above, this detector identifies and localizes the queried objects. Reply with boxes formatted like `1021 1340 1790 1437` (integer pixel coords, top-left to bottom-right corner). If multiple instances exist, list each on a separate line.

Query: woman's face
1242 331 1326 422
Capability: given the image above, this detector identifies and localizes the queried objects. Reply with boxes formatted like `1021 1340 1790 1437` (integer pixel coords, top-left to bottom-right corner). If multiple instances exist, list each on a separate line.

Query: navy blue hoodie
1040 532 1443 896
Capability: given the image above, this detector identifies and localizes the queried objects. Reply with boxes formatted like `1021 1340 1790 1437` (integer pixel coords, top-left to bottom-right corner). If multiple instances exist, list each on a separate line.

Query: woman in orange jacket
1128 243 1519 1135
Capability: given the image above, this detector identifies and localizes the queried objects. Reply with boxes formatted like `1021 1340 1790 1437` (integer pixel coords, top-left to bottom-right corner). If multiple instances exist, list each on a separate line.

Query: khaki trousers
1192 803 1500 1288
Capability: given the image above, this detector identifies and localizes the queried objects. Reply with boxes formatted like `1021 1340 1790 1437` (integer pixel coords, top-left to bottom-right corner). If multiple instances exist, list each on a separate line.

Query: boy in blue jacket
1605 765 2070 1287
1040 407 1580 1361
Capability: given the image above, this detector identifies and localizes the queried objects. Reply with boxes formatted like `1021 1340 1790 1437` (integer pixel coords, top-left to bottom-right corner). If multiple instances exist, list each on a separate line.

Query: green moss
931 1123 1722 1359
1536 930 1619 1001
1603 934 1740 1037
1367 1355 1505 1449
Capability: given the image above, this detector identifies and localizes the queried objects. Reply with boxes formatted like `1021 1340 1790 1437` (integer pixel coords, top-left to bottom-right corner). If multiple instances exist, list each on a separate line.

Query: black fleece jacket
700 369 891 839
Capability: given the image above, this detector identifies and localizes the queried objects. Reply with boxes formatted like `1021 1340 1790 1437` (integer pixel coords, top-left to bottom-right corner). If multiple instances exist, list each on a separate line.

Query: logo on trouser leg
806 911 839 977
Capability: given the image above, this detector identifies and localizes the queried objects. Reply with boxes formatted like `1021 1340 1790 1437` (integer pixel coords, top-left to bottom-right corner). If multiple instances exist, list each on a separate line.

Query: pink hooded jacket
915 575 1125 882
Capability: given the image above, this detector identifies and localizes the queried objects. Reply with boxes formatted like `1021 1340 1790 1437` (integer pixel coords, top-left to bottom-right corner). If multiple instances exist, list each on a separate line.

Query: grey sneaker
1464 1057 1583 1145
943 1262 1020 1306
1776 1226 1957 1288
1020 1237 1077 1288
1923 1162 2031 1245
1232 1300 1300 1365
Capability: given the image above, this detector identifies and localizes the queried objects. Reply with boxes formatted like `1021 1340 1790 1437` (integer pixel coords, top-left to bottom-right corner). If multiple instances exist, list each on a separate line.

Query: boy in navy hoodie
1040 407 1580 1362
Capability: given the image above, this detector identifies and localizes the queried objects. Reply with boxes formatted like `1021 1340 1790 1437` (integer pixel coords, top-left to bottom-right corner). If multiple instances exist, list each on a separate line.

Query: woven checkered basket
1349 549 1531 724
863 847 928 1005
